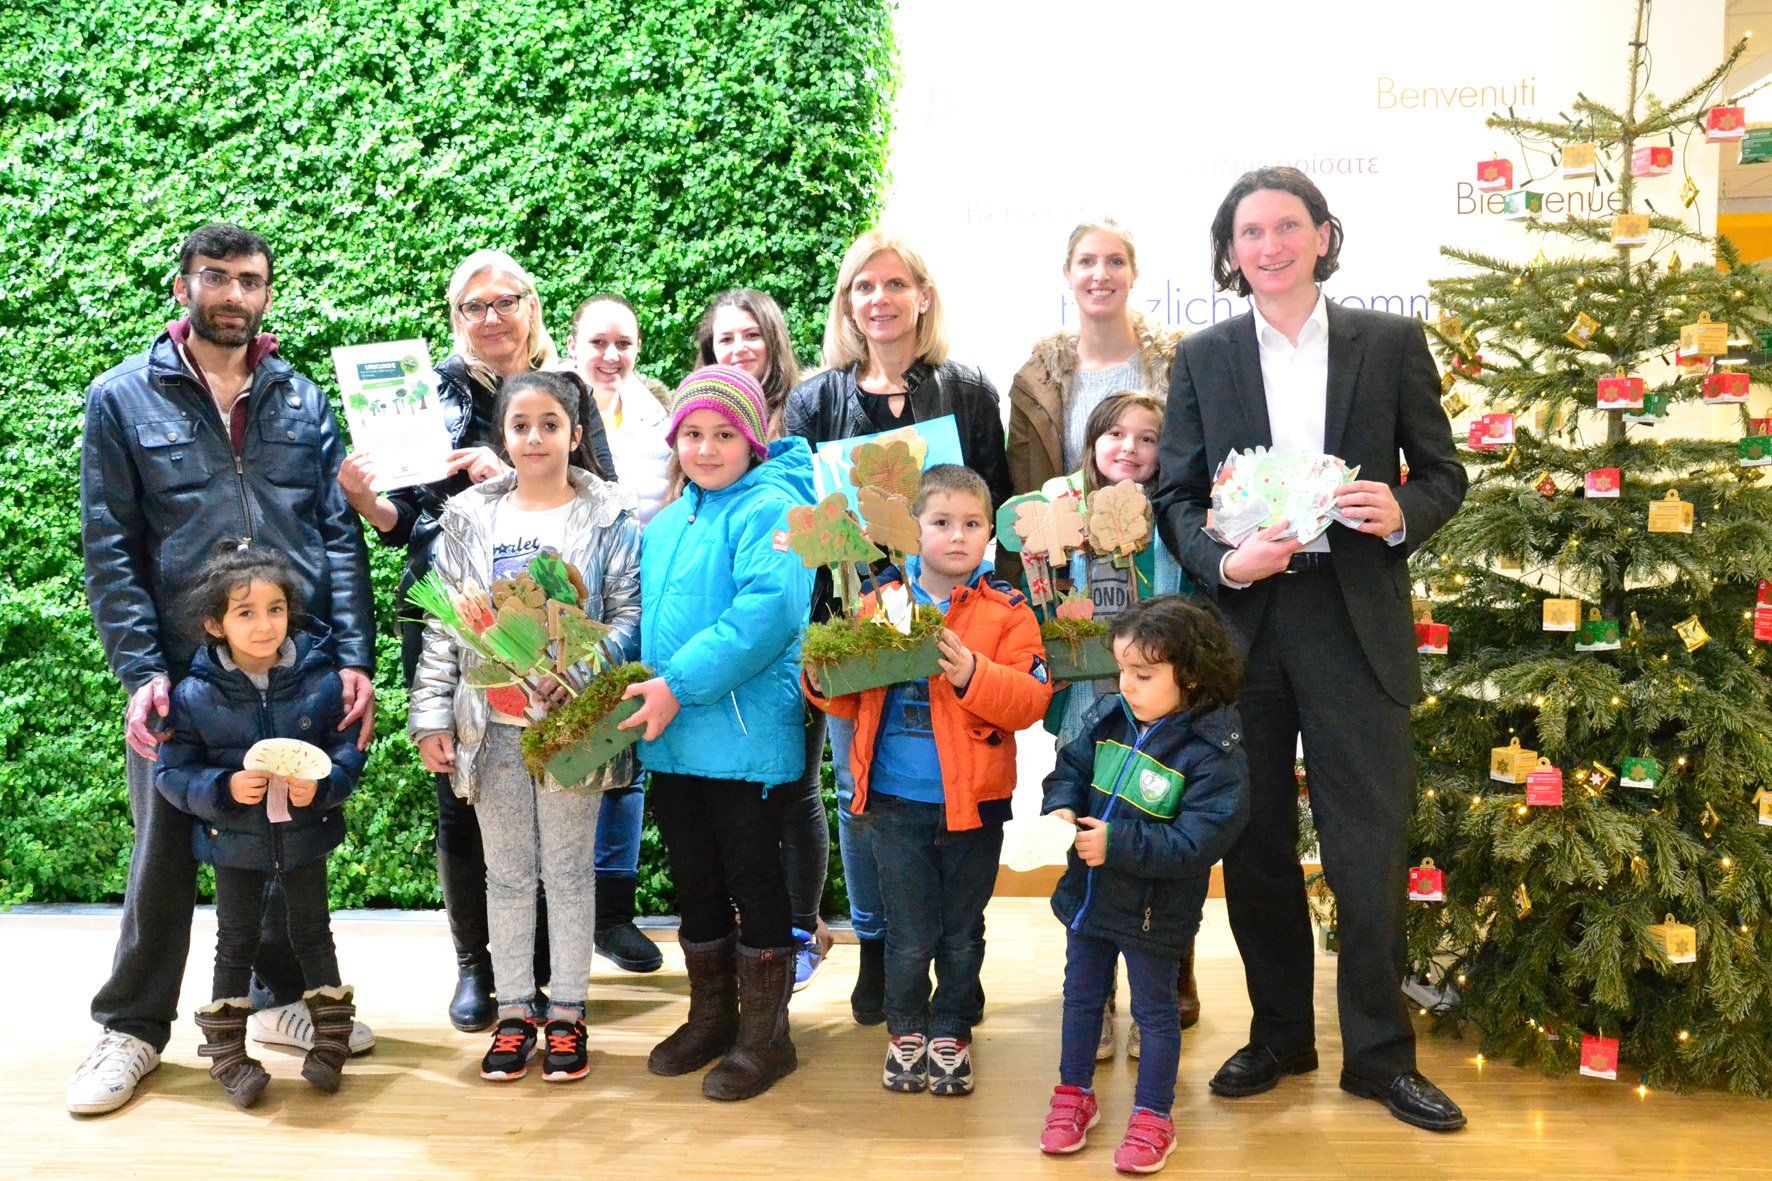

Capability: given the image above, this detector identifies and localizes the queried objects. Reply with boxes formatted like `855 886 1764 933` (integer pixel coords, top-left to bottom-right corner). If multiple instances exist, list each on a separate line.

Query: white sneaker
68 1029 160 1115
249 1002 375 1056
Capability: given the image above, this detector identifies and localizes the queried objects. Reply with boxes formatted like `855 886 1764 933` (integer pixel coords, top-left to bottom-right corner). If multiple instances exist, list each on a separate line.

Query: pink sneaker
1113 1109 1176 1174
1040 1085 1100 1154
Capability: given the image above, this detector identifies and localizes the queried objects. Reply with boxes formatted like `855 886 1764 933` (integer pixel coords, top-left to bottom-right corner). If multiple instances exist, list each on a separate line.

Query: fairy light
1610 695 1622 705
1637 1083 1650 1099
1678 1029 1690 1042
1721 856 1734 869
1426 695 1439 705
1517 804 1530 816
1533 695 1547 706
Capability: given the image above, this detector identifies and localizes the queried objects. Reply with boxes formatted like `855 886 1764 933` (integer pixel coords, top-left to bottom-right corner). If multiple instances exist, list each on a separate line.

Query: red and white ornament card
1476 158 1513 191
1702 371 1749 404
1525 762 1564 807
1596 373 1645 410
1580 1034 1619 1080
1585 468 1621 498
1631 145 1673 177
1707 105 1747 142
1408 861 1445 902
1415 621 1449 655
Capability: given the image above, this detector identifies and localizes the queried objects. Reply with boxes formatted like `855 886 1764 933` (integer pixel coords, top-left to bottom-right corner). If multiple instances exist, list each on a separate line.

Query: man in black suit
1153 168 1468 1131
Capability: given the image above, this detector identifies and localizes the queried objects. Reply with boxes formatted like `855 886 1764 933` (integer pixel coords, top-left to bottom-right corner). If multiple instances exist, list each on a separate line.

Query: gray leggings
478 725 600 1007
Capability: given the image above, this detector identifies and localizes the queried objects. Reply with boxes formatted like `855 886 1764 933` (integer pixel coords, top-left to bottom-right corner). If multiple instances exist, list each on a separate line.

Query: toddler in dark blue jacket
156 542 367 1108
1038 596 1250 1173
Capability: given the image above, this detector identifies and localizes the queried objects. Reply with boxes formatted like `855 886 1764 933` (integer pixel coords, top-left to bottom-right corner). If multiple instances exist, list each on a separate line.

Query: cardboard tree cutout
1087 479 1154 600
1009 494 1086 615
788 492 884 616
849 440 923 501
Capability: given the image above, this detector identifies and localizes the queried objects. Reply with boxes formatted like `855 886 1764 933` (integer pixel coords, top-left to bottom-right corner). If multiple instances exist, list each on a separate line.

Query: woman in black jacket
782 231 1011 1026
335 249 615 1032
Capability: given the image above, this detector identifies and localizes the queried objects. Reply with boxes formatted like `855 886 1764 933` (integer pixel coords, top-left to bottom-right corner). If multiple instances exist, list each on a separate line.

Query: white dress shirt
1217 290 1404 587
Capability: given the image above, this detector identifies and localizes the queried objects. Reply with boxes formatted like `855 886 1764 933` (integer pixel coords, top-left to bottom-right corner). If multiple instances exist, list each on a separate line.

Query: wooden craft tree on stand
787 493 884 615
1086 479 1154 602
997 490 1086 619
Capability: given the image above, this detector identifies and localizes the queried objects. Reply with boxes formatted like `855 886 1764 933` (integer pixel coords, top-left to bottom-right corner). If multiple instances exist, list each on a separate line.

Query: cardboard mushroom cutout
243 738 332 824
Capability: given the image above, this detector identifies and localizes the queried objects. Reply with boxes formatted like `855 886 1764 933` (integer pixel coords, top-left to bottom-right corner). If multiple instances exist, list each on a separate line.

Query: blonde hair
820 231 950 370
445 249 559 385
1064 218 1138 274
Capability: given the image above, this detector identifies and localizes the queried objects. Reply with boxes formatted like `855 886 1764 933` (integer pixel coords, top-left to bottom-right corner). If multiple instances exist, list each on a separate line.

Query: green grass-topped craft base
803 605 946 697
521 662 653 785
1040 617 1119 683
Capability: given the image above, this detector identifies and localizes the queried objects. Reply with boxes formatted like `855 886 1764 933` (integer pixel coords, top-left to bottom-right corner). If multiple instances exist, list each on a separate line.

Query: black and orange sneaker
480 1017 538 1082
541 1019 590 1082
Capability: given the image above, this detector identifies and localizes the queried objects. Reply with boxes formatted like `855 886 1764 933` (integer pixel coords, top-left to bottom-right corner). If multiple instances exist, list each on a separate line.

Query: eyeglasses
457 292 527 320
187 268 268 294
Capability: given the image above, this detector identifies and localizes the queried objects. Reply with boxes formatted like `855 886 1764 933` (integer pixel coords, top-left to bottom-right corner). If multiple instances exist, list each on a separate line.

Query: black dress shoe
1208 1043 1319 1097
1340 1068 1467 1132
449 962 496 1033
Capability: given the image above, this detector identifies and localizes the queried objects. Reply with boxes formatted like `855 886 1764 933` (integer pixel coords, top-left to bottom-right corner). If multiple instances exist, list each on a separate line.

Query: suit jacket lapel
1226 313 1273 448
1323 301 1364 458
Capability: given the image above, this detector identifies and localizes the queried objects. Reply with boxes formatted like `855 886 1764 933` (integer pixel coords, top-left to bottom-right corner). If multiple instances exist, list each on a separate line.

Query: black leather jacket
783 359 1012 510
80 331 374 689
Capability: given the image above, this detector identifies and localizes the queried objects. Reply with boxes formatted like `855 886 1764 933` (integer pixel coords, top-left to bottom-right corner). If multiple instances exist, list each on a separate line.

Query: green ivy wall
0 0 895 908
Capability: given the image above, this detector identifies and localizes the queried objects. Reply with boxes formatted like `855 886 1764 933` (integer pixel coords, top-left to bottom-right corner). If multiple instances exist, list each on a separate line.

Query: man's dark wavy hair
178 222 275 287
1208 166 1343 297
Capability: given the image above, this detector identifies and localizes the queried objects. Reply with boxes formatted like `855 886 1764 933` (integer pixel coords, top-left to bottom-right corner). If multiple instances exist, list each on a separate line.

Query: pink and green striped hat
667 364 769 459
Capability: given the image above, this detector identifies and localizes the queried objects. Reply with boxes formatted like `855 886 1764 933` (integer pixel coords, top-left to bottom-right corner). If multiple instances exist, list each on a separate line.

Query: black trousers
648 772 793 950
213 859 340 1000
89 749 305 1052
1222 568 1417 1080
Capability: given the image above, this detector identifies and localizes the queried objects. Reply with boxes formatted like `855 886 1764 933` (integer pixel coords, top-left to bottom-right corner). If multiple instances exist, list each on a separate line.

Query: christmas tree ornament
1564 311 1603 349
1501 188 1544 221
1611 213 1651 247
1741 434 1772 467
1700 371 1750 404
1699 802 1722 837
1646 915 1698 964
1706 105 1747 142
1647 490 1694 534
1431 310 1464 340
1408 858 1445 902
1525 759 1565 806
1574 609 1621 652
1442 389 1470 418
1623 391 1673 425
1631 144 1674 176
1440 370 1458 395
1679 313 1730 358
1452 351 1484 376
1585 468 1621 498
1596 368 1645 410
1543 597 1582 631
1750 416 1772 435
1475 158 1513 191
1589 762 1616 791
1621 756 1663 790
1740 126 1772 164
1674 614 1710 651
1490 737 1538 784
1753 787 1772 827
1756 580 1772 641
1497 552 1524 573
1668 251 1684 274
1580 1034 1620 1080
1534 471 1558 498
1680 174 1701 207
1514 882 1533 917
1415 619 1450 655
1468 412 1515 450
1561 141 1599 178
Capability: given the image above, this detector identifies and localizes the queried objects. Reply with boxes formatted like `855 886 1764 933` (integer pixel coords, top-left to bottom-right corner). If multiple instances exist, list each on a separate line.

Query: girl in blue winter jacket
619 365 815 1102
156 542 368 1109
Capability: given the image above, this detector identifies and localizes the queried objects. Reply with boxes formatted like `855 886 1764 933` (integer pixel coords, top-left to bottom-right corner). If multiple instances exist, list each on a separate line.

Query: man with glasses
71 223 377 1114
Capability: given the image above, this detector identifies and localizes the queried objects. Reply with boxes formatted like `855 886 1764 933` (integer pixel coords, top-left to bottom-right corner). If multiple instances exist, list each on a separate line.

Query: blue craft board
811 414 964 513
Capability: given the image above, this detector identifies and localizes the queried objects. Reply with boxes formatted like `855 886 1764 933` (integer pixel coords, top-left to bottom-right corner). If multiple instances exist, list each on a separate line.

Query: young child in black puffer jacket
156 541 367 1108
1037 596 1249 1174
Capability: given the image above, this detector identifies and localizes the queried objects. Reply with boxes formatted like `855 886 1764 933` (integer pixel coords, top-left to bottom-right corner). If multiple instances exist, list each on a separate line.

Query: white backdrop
879 0 1725 395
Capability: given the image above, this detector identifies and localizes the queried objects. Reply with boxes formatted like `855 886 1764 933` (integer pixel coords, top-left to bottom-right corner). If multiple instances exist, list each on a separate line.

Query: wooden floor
5 898 1769 1180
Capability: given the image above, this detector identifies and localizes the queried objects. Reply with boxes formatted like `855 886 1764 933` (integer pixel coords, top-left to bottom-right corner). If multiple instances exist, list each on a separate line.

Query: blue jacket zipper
256 686 284 872
1069 711 1166 932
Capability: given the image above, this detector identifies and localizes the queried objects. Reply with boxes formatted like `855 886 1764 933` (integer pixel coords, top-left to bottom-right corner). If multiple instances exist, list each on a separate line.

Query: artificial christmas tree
1408 1 1772 1095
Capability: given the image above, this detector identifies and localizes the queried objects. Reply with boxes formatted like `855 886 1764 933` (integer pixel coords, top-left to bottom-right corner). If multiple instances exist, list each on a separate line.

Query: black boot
648 933 739 1076
438 811 496 1033
851 936 886 1026
595 872 663 973
703 944 797 1101
300 985 356 1094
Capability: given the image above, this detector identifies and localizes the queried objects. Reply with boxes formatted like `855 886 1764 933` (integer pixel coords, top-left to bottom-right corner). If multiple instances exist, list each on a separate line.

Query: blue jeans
1060 930 1181 1115
868 792 1002 1041
830 714 885 940
594 776 645 875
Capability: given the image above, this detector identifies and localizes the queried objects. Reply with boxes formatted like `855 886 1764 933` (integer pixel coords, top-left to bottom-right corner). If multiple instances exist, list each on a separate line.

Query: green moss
1041 616 1111 653
801 605 946 672
521 662 653 778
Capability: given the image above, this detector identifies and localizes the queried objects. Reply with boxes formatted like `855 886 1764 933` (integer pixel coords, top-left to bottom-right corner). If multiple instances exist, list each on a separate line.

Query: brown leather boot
195 999 270 1109
1177 940 1200 1030
702 943 797 1101
300 985 356 1093
648 933 739 1076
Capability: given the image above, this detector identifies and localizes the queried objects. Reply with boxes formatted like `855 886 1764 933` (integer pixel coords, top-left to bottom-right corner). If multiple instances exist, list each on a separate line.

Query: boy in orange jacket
805 464 1053 1097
